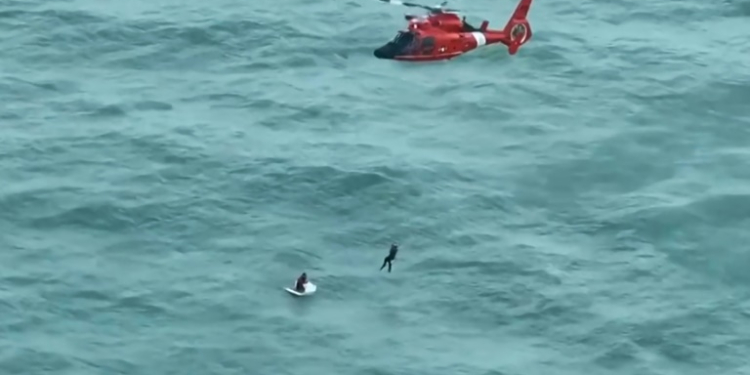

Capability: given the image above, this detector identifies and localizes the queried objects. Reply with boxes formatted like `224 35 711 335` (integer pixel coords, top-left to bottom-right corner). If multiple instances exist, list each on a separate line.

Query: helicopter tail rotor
503 0 533 54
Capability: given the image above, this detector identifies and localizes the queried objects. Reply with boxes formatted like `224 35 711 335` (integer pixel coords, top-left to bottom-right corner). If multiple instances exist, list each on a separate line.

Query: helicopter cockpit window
391 31 415 51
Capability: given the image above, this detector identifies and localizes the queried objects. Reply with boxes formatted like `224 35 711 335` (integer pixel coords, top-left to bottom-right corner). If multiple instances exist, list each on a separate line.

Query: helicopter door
420 37 435 55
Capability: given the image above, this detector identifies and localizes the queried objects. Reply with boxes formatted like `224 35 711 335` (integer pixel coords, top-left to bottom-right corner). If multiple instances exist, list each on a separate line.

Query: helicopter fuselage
374 0 533 62
374 13 492 61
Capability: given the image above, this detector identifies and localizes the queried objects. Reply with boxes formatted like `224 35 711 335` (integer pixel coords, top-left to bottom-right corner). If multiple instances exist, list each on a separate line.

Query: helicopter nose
373 45 394 59
373 48 387 59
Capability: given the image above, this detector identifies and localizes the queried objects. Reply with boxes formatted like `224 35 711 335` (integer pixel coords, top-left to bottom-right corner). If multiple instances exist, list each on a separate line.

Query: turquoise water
2 0 750 374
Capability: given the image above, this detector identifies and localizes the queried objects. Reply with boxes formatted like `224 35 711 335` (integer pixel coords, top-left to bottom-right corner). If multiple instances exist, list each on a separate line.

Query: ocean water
2 0 750 374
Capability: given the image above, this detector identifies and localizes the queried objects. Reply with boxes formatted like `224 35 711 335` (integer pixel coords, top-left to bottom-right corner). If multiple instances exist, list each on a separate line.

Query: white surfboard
285 281 317 297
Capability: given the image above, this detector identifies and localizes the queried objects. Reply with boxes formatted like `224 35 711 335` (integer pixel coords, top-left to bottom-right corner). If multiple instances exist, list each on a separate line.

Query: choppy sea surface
2 0 750 374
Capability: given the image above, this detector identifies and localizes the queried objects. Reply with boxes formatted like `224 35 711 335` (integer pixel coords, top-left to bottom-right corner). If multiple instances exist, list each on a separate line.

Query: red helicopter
373 0 533 61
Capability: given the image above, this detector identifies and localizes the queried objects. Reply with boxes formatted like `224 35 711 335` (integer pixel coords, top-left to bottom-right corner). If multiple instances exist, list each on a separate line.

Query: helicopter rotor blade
376 0 459 14
434 2 460 13
427 1 459 12
377 0 433 11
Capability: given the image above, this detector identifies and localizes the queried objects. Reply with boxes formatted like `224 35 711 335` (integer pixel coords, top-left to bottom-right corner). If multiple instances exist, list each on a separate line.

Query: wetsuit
380 245 398 273
295 275 307 292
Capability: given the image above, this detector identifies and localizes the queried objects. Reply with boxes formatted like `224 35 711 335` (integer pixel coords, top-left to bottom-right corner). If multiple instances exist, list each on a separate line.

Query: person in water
295 272 307 292
380 243 398 273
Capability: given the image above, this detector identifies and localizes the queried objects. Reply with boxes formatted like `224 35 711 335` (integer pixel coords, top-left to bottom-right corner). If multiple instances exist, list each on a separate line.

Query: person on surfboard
295 273 307 292
380 243 398 273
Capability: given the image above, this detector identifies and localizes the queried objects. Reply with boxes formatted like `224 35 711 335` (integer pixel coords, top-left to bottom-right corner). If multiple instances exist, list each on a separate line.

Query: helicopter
373 0 533 61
